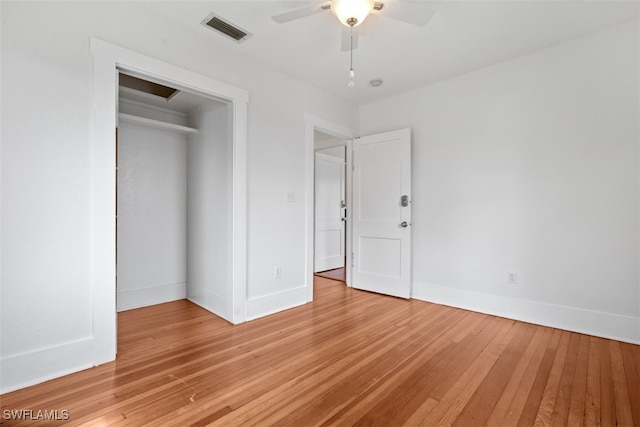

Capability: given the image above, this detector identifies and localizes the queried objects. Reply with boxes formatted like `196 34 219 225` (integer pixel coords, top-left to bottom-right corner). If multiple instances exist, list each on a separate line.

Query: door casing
91 38 249 365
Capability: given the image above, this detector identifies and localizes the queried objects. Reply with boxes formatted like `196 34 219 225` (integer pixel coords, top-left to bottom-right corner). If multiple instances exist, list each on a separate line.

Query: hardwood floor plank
598 337 616 426
585 336 602 426
550 332 580 426
516 329 562 427
609 341 634 426
533 330 572 425
566 333 590 426
620 342 640 425
1 277 638 427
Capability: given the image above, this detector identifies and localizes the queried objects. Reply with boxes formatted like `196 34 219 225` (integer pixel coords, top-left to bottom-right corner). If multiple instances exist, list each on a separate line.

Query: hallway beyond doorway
314 267 345 282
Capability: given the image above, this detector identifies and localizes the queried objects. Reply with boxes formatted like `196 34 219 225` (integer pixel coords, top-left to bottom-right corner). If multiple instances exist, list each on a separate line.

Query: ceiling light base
331 0 374 27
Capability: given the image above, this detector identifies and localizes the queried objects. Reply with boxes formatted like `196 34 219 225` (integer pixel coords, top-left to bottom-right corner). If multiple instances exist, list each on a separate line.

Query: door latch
400 195 409 207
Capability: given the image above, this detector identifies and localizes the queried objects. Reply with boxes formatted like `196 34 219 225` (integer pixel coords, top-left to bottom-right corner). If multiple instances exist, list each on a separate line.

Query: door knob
400 221 409 228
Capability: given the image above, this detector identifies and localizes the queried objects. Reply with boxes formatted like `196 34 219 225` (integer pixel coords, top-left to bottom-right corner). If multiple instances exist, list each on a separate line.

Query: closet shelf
118 113 198 135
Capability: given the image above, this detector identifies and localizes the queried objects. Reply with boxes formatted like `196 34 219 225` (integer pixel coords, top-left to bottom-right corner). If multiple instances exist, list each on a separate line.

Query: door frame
90 38 249 364
304 114 355 302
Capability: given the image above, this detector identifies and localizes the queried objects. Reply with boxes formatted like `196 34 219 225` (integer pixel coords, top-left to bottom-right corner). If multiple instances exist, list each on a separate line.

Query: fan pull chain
348 24 355 87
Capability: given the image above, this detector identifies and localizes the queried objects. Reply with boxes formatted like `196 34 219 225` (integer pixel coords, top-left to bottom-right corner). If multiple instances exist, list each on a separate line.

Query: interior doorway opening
314 131 348 283
116 71 234 319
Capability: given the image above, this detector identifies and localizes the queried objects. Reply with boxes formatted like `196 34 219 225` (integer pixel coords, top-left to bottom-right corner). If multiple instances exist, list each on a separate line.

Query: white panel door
352 128 411 298
315 152 346 272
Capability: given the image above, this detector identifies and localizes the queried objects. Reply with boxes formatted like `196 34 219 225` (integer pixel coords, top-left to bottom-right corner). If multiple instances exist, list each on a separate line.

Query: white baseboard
117 282 186 312
412 281 640 345
0 336 112 395
246 286 308 321
187 284 231 323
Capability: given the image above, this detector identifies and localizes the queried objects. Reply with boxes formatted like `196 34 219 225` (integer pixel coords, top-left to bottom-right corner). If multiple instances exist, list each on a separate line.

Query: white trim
117 282 187 312
413 281 640 345
188 289 229 324
245 287 308 321
90 39 249 103
305 114 356 302
0 337 95 394
0 38 250 394
231 100 248 324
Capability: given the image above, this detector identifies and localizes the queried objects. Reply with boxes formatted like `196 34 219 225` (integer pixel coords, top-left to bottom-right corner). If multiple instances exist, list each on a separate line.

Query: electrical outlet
274 266 282 279
285 192 296 203
507 271 517 285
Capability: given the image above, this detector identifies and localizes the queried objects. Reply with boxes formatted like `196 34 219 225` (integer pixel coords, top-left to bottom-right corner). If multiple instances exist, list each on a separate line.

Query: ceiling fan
271 0 436 52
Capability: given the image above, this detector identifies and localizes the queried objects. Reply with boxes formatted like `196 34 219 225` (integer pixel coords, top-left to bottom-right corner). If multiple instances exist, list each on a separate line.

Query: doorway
314 133 347 283
304 114 413 303
304 115 355 302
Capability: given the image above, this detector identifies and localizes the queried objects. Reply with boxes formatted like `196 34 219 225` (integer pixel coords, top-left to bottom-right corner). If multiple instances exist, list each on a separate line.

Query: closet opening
116 71 233 318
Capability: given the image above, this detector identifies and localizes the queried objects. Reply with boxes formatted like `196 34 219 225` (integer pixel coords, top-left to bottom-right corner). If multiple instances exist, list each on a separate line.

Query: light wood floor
1 277 639 426
314 267 346 283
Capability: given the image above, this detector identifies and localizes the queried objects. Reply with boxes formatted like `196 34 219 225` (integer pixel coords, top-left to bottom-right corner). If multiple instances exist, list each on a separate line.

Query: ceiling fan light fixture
331 0 374 27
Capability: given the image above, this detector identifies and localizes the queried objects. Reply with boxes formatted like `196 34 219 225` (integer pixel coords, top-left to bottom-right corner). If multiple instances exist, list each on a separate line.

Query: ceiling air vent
201 13 252 43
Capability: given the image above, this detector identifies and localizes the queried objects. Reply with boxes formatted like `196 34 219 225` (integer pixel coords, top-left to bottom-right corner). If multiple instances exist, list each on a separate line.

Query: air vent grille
202 13 251 43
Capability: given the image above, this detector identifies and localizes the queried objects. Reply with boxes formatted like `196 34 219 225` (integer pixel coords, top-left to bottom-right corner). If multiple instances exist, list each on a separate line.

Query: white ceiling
136 1 639 105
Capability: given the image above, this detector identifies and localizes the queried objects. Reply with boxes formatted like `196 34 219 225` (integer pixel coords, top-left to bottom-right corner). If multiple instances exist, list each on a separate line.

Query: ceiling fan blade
382 1 435 26
341 26 359 51
271 2 330 23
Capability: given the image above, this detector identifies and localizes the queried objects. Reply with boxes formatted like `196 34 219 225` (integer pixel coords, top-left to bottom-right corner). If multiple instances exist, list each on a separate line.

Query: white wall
0 1 357 392
187 101 232 319
116 123 188 311
360 20 640 343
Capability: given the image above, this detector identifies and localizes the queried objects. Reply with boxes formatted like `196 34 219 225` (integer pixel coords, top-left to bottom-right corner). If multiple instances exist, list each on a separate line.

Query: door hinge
351 252 355 267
